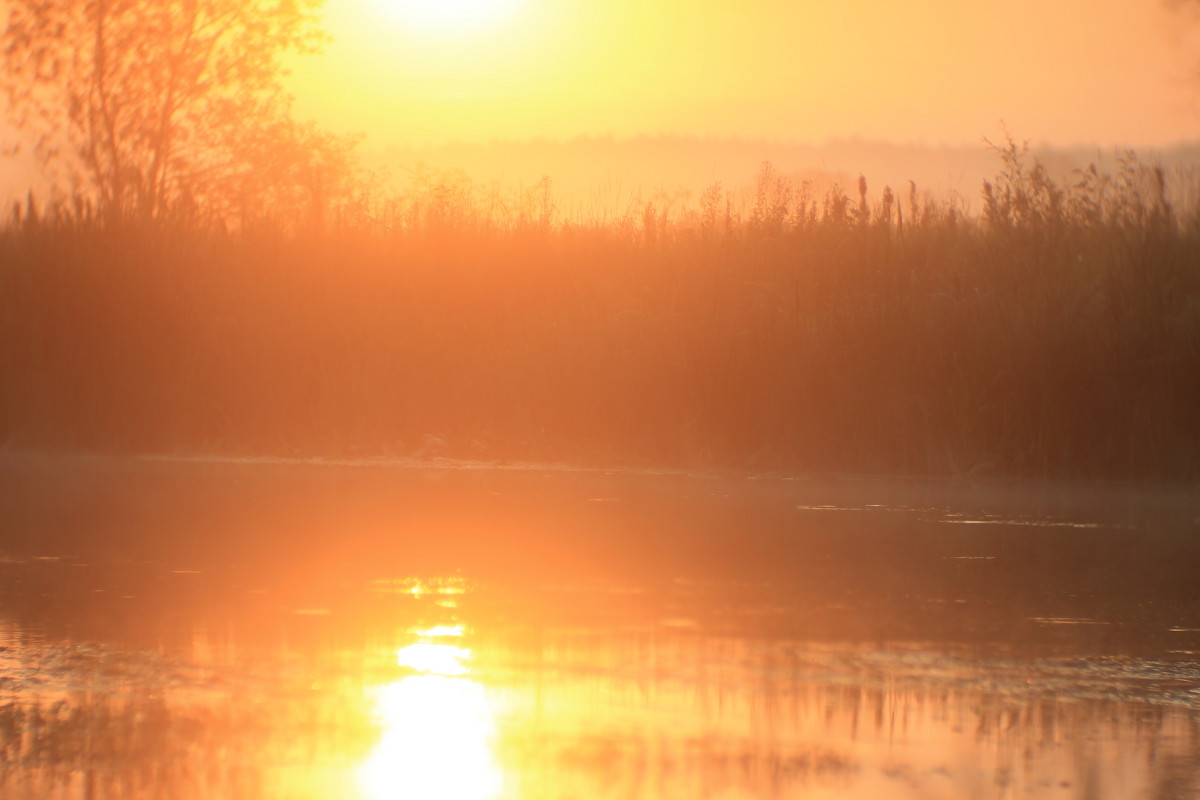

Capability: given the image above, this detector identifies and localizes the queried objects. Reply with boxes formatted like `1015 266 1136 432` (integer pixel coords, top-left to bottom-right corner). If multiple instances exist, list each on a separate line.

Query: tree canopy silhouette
1 0 361 223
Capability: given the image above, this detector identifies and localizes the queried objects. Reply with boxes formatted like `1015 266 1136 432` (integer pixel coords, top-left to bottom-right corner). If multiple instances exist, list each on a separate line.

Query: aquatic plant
1 144 1197 479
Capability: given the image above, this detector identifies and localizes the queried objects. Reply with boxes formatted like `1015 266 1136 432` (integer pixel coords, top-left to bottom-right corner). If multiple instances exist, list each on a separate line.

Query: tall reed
2 143 1198 479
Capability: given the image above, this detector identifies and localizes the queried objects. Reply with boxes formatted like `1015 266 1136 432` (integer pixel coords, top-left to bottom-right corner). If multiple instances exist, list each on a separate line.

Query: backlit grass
2 142 1198 479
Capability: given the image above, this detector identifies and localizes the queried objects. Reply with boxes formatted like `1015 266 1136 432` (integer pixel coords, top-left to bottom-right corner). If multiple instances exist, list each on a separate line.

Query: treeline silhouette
2 141 1198 479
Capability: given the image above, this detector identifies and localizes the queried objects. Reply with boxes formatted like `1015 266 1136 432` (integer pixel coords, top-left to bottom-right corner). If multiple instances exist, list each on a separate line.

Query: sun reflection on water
358 633 501 800
397 642 471 676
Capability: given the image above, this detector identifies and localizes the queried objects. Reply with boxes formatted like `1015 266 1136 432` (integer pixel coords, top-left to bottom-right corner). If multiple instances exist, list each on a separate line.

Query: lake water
1 454 1199 799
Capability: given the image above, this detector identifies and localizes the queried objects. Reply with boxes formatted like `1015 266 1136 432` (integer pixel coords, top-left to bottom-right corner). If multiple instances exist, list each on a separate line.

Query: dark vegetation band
2 142 1198 480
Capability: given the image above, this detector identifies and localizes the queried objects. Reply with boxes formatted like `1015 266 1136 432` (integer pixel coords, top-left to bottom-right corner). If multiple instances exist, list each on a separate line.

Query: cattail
880 185 895 229
1153 166 1172 223
982 180 997 225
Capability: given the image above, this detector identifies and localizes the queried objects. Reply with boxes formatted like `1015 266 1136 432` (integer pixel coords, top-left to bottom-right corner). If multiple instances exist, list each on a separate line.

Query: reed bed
2 144 1198 480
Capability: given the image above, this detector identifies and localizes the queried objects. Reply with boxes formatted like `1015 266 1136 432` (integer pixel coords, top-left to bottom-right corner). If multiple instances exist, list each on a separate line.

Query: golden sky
289 0 1200 148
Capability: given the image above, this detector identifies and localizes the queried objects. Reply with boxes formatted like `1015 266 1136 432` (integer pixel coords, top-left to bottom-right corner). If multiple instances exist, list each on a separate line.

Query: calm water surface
1 454 1199 799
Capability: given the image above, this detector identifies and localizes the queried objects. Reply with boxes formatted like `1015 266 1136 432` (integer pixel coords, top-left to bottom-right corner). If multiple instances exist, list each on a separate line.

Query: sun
370 0 519 38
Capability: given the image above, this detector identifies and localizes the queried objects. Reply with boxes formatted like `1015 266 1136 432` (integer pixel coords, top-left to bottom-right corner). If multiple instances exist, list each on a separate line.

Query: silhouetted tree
1 0 360 223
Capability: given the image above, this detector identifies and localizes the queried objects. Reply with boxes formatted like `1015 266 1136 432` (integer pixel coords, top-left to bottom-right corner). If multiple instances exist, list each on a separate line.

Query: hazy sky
1 0 1197 202
288 0 1200 148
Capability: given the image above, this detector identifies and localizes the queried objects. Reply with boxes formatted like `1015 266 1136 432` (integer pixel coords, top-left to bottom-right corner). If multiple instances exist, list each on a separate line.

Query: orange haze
289 0 1200 149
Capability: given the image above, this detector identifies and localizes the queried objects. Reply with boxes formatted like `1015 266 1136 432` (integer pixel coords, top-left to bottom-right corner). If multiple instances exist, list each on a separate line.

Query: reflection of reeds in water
488 633 1200 800
500 732 860 800
1 624 1199 800
0 688 382 800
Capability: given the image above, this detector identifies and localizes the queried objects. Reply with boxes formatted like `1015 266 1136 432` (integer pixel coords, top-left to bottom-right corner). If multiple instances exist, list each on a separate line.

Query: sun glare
397 641 471 675
359 675 501 800
359 634 501 800
370 0 518 37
